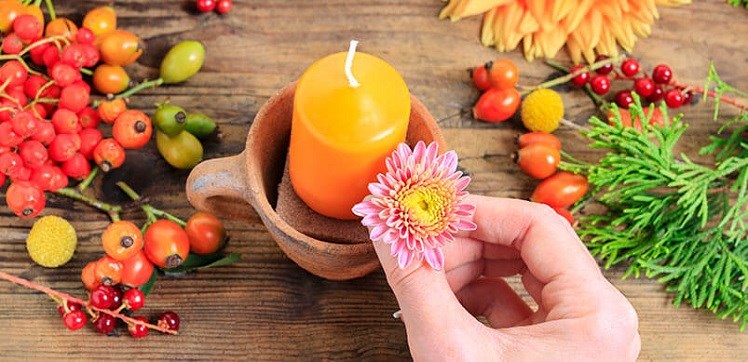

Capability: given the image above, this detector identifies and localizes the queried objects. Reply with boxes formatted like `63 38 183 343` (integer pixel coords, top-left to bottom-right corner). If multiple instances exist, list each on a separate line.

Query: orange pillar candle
289 41 410 220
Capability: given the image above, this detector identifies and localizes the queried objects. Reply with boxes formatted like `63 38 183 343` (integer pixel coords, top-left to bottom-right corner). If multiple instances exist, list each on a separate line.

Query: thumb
372 238 472 333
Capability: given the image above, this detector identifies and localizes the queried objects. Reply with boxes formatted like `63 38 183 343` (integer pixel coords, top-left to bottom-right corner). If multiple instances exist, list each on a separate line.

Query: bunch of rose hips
196 0 233 14
0 8 153 219
572 55 693 110
470 59 522 123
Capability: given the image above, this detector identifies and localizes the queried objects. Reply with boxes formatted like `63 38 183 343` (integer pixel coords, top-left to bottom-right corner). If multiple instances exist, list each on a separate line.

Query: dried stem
53 187 122 222
0 271 177 335
670 80 748 112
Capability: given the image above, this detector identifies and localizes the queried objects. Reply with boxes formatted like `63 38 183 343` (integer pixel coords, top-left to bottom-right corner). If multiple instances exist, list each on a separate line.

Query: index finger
458 195 602 285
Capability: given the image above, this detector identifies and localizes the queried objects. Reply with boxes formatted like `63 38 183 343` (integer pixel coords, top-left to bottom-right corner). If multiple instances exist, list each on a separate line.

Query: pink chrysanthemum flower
352 141 477 270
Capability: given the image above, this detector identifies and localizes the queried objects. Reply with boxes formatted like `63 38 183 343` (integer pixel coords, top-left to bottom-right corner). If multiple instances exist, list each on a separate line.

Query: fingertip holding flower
352 141 476 271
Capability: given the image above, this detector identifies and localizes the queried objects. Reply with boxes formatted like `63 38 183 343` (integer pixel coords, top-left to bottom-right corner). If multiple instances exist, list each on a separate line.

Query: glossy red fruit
614 90 635 109
51 108 81 134
18 140 48 168
471 64 491 91
589 74 610 95
196 0 216 12
569 64 589 87
648 85 665 103
89 284 116 309
58 84 90 113
92 313 116 335
156 311 180 332
129 316 150 338
144 219 190 268
633 77 655 98
63 310 88 331
61 152 91 180
78 128 103 160
0 60 28 88
57 300 83 317
121 250 155 288
530 171 589 209
30 164 68 191
513 143 560 180
620 58 640 77
1 33 23 54
48 133 80 162
77 107 101 129
664 88 684 108
185 211 226 255
652 64 673 84
472 87 520 123
123 288 145 311
216 0 233 14
486 59 519 90
593 55 613 75
11 111 38 139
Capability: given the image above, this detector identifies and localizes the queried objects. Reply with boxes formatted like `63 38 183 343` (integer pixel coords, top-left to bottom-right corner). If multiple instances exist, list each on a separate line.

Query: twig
0 271 177 335
53 187 122 222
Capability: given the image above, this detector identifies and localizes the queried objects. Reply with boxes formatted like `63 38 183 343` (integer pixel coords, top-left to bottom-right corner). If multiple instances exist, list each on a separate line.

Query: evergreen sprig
727 0 748 9
562 68 748 330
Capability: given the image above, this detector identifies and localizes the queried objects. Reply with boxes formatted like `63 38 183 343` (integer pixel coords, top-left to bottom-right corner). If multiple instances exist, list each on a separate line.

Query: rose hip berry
93 138 126 172
6 181 45 218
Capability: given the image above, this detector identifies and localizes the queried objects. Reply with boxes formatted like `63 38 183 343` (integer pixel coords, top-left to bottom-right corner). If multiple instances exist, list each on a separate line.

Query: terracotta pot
185 82 446 280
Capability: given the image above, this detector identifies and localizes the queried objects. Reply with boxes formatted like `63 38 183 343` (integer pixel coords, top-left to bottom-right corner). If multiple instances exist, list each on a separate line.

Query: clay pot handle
185 152 254 220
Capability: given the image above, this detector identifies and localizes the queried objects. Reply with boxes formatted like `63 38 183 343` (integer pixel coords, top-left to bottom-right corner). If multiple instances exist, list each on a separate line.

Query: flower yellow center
399 185 450 227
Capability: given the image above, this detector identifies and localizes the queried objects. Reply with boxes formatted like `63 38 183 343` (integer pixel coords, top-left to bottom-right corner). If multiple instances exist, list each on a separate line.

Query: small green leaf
140 269 158 296
163 252 241 274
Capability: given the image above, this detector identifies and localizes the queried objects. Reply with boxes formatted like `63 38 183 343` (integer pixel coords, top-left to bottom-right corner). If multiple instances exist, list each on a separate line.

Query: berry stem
0 55 41 76
0 271 177 335
19 36 69 57
669 80 748 112
44 0 56 20
521 55 625 96
115 181 187 227
53 187 122 222
116 78 164 100
77 167 99 192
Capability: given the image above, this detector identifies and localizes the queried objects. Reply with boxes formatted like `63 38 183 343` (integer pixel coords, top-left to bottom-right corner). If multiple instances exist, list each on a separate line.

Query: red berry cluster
0 15 152 218
571 55 693 110
59 288 180 338
196 0 233 14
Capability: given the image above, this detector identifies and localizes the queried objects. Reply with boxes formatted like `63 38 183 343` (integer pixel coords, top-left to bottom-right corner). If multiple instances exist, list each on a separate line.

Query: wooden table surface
1 0 747 360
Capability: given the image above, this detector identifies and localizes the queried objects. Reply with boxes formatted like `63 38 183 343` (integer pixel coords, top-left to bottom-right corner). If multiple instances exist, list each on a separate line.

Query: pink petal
390 238 405 255
368 183 390 197
369 224 388 241
361 214 381 227
455 219 477 231
383 229 399 246
454 176 471 191
423 247 444 270
397 249 415 269
424 142 439 163
440 151 458 172
352 201 379 216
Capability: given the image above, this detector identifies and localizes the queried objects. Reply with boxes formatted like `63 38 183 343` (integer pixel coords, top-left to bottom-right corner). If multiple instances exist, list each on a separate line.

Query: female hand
374 195 640 361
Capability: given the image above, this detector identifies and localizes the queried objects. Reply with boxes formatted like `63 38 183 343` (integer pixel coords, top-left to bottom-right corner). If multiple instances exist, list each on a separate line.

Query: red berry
9 165 32 182
63 310 88 331
78 43 100 67
60 44 88 69
157 311 180 332
569 64 589 87
42 46 60 68
123 288 145 311
648 85 665 103
31 119 56 146
13 15 42 41
652 64 673 84
23 75 47 99
633 77 655 98
0 122 23 148
1 33 24 54
48 133 81 162
89 285 116 309
216 0 232 14
61 152 91 180
58 84 90 112
0 152 23 175
614 90 635 109
77 107 101 129
472 87 520 123
664 88 684 108
92 313 117 335
129 316 150 338
620 58 640 77
30 164 68 191
18 140 48 168
5 181 45 218
78 128 104 160
29 42 51 66
49 63 81 88
594 55 613 75
52 109 81 134
93 138 126 172
589 74 610 95
196 0 217 12
76 27 96 45
682 90 694 106
0 60 28 88
11 111 38 139
57 300 83 316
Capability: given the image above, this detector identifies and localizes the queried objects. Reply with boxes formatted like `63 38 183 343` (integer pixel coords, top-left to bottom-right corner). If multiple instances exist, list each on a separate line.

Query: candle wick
345 40 361 88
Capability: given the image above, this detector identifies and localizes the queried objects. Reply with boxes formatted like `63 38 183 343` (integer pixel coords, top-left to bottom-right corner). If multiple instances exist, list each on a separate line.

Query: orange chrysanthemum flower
440 0 690 62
